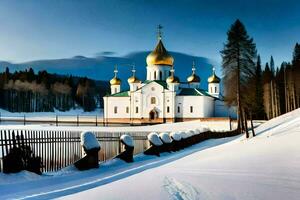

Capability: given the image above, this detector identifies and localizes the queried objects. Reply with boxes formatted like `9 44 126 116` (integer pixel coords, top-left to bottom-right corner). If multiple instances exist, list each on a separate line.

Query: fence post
23 115 26 126
0 112 1 124
56 115 58 126
229 116 232 130
95 115 98 126
77 115 79 126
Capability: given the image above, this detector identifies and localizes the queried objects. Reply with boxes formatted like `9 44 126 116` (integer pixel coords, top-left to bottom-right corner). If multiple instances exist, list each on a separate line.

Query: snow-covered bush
194 129 200 135
80 131 101 151
120 134 134 147
159 132 172 144
170 132 181 141
147 132 163 146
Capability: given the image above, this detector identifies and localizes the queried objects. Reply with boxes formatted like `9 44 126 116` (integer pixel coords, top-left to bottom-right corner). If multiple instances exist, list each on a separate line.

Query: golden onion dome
166 75 180 84
110 77 121 85
127 76 141 84
146 39 174 66
207 72 220 83
187 74 201 83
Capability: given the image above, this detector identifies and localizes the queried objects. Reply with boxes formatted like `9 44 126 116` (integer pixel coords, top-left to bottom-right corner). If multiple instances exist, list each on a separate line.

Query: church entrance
149 109 158 120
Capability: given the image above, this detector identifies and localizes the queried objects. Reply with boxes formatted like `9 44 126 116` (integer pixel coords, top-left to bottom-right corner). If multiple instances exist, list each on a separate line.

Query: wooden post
77 115 79 126
95 115 98 126
56 115 58 126
24 115 26 126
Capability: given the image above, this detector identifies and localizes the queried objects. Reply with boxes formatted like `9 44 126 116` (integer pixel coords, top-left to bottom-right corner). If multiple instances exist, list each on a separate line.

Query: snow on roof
147 132 163 146
169 132 182 141
80 131 101 150
120 134 134 147
159 132 172 144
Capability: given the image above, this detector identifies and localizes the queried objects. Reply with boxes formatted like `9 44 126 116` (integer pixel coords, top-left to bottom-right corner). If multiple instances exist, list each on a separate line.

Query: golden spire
146 25 174 66
128 64 141 84
187 61 200 83
110 65 121 85
166 66 180 83
207 66 220 83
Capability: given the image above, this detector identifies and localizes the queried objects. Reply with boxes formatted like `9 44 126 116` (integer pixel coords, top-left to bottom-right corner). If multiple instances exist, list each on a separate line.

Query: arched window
190 106 193 113
135 106 139 113
154 71 157 80
115 88 118 93
126 106 129 113
114 106 118 114
215 87 217 93
151 97 156 104
167 106 170 113
159 71 162 80
177 106 180 113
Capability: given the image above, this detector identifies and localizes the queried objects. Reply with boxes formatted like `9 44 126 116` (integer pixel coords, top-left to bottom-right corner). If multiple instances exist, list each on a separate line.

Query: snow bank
147 132 163 146
80 132 100 150
120 134 134 147
169 132 181 141
159 132 172 144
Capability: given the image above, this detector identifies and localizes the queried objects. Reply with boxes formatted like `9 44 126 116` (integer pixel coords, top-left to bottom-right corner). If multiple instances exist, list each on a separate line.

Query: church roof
143 80 168 89
106 91 129 97
178 88 216 98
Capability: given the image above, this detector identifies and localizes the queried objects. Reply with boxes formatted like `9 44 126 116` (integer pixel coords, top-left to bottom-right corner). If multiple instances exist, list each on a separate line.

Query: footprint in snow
163 176 205 200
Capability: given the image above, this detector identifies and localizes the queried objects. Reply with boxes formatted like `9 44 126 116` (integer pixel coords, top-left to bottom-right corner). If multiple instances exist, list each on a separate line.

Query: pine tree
221 19 257 136
253 55 265 119
270 56 275 76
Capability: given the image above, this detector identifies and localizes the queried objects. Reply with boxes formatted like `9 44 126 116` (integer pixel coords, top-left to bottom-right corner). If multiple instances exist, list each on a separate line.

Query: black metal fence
0 129 149 173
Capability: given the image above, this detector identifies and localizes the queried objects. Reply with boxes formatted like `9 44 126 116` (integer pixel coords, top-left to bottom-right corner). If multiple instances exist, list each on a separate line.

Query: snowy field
0 109 299 199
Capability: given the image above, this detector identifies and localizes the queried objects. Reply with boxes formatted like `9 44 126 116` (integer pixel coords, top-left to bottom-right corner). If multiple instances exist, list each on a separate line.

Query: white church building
103 30 235 124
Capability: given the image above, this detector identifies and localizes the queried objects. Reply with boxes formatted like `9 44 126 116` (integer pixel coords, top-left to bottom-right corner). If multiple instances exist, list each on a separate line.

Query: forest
0 68 109 112
221 19 300 137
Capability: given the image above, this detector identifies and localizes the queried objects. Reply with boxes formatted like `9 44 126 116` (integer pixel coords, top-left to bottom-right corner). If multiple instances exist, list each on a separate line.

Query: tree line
221 20 300 137
0 68 108 112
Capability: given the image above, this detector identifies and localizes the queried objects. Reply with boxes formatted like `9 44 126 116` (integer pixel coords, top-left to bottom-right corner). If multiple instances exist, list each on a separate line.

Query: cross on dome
192 61 196 74
157 24 163 40
114 65 118 77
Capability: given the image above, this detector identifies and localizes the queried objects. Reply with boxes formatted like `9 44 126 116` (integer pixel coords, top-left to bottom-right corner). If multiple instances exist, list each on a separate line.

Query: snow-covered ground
0 109 299 200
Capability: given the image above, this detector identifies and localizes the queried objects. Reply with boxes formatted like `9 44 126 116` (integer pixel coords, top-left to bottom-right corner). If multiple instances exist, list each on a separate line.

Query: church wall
140 82 165 119
104 97 130 119
175 96 214 118
146 65 171 81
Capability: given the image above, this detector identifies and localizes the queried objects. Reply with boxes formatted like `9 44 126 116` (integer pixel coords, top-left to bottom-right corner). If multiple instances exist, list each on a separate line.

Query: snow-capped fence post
115 134 134 163
144 132 163 156
56 115 58 126
74 131 101 171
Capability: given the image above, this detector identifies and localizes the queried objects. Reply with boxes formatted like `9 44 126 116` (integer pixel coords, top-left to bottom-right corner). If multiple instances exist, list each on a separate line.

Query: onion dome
208 67 220 83
127 66 141 84
166 67 180 83
187 61 201 83
110 77 121 85
146 25 174 66
166 75 180 84
110 65 121 85
146 40 174 66
187 74 200 83
127 76 141 84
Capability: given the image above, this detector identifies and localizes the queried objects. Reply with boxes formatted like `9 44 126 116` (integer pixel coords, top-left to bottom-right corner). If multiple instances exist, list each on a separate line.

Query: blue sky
0 0 299 66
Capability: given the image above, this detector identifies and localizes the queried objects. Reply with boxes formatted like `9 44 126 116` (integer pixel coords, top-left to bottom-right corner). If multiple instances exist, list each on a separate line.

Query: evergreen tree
270 56 275 76
253 55 265 119
221 19 257 136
